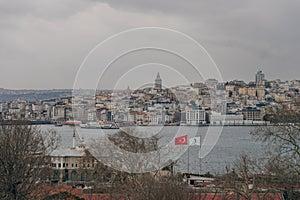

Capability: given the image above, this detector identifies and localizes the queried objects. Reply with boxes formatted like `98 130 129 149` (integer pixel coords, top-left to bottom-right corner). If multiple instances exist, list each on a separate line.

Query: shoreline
0 120 280 127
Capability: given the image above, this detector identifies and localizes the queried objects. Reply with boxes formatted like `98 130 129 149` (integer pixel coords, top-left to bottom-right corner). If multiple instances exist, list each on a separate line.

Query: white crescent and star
179 137 186 143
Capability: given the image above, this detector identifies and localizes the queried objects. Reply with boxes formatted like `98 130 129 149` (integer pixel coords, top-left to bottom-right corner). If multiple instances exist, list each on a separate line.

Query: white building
186 109 206 125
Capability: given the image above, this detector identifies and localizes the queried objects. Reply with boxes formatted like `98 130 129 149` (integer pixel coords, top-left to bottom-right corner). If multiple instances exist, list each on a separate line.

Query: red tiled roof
33 185 83 199
83 192 282 200
34 185 283 200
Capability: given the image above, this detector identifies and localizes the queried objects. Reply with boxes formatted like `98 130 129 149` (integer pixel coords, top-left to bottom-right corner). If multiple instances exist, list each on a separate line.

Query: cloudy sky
0 0 299 89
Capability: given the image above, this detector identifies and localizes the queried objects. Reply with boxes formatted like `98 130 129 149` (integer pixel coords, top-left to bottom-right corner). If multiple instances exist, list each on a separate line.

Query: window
53 170 59 180
58 163 61 168
63 163 65 168
81 171 88 181
71 170 78 181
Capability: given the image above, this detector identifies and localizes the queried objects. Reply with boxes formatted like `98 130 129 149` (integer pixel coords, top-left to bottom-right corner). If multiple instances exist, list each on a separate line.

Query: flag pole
199 134 201 175
187 143 190 177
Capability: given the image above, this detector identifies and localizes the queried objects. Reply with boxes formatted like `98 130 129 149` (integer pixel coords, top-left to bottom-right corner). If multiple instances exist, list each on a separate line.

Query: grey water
42 125 267 175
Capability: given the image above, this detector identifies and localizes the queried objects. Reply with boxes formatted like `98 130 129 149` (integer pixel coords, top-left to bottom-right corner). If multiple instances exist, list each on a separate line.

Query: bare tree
218 154 284 200
90 128 163 174
0 121 60 200
108 129 159 153
87 128 210 199
251 102 300 199
116 173 209 200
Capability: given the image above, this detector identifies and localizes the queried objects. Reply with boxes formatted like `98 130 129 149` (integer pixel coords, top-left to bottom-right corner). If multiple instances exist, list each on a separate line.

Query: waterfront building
242 107 264 121
147 112 159 125
186 108 206 125
52 106 65 120
209 112 244 125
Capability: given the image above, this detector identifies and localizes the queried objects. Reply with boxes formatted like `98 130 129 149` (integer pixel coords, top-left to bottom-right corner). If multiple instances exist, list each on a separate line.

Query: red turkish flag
175 135 188 145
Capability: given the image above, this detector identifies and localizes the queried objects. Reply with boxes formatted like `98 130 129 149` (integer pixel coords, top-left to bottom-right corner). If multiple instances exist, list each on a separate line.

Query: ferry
101 123 119 129
80 122 102 129
62 120 82 126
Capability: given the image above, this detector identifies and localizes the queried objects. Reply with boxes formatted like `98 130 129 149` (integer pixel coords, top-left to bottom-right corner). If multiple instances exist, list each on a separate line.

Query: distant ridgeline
0 88 72 102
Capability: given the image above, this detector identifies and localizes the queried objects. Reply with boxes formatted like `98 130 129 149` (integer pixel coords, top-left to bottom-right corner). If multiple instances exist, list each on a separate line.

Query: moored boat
62 120 82 126
54 123 63 127
101 123 119 129
80 122 102 129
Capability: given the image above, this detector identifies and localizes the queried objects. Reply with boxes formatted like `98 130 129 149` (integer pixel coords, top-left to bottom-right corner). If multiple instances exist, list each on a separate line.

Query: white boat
101 123 119 129
80 122 102 129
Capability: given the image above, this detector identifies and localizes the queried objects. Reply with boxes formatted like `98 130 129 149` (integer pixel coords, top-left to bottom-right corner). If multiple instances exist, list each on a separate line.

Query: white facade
210 112 245 125
186 109 206 125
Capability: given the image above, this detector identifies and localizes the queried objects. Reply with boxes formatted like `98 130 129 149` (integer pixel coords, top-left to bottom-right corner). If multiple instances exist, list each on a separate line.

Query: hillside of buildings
0 71 299 126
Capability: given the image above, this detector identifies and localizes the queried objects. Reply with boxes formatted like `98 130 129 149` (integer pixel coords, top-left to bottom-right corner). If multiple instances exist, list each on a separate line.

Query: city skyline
0 1 300 89
1 67 298 125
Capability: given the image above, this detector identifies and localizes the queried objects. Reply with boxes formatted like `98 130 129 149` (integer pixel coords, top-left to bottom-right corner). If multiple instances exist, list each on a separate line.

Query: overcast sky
0 0 299 89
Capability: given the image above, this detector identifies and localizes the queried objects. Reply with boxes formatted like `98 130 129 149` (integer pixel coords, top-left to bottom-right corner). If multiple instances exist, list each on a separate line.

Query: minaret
155 72 162 90
72 128 76 149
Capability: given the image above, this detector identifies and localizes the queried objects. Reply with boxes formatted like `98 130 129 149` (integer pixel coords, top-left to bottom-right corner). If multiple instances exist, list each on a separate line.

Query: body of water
42 125 267 174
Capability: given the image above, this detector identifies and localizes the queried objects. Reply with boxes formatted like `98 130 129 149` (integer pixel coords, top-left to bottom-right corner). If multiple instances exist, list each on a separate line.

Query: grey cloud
0 0 299 89
97 0 300 60
0 0 95 19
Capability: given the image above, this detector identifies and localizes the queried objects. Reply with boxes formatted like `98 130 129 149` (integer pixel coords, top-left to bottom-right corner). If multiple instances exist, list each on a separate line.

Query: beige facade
238 87 265 100
225 85 235 92
256 88 265 100
247 87 257 97
49 147 97 183
238 87 248 95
